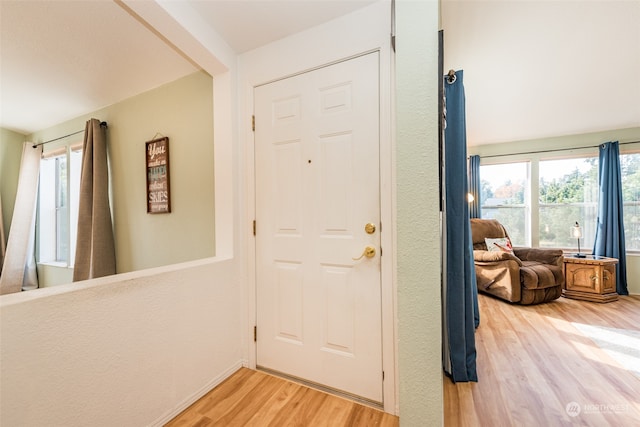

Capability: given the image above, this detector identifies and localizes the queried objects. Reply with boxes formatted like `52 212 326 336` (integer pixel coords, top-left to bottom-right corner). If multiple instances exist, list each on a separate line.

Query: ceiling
0 0 198 135
189 0 377 53
1 0 638 144
442 0 640 146
0 0 375 135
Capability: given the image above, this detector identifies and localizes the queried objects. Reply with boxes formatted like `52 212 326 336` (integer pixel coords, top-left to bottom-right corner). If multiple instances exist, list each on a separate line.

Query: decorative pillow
485 237 513 253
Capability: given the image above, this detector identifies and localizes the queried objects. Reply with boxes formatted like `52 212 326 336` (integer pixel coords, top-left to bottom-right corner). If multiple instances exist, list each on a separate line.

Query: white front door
254 52 382 403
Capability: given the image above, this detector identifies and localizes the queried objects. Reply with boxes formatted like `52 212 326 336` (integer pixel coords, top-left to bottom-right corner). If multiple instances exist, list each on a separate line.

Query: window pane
69 150 83 265
539 204 598 249
55 157 69 262
38 152 78 265
480 162 529 246
56 206 68 262
481 206 527 245
38 158 56 263
539 158 598 249
621 152 640 252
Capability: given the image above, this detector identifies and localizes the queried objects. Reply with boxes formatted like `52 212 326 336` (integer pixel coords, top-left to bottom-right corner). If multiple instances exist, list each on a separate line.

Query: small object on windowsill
574 253 586 258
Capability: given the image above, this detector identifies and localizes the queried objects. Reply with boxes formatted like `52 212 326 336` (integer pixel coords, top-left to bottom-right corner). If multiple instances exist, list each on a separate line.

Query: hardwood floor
166 368 399 426
445 293 640 427
168 294 640 426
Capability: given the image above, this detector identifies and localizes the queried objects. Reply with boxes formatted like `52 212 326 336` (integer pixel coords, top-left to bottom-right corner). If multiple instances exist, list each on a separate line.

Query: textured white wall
395 0 444 425
0 258 242 426
1 3 243 427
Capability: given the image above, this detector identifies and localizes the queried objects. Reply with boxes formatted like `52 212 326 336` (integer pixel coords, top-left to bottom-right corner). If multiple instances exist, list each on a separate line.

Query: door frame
253 52 384 404
239 3 396 414
248 51 396 413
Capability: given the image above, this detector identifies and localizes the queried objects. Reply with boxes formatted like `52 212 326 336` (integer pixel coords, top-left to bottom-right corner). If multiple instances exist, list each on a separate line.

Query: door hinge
382 371 385 381
253 220 256 236
252 115 255 131
254 325 257 342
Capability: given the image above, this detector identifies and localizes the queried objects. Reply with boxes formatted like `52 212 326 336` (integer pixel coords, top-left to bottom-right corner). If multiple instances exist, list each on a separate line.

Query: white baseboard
150 359 244 426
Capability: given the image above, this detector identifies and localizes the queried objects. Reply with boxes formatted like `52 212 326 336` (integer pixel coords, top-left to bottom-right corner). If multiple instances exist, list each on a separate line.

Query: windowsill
37 262 72 269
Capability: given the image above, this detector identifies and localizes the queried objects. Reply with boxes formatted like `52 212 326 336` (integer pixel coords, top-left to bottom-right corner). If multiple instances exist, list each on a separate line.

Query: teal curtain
593 141 628 295
442 70 478 382
468 155 481 218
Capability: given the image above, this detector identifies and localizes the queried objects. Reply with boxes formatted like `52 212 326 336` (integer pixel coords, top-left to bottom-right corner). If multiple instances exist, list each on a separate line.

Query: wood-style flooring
166 368 399 426
167 293 640 426
445 293 640 427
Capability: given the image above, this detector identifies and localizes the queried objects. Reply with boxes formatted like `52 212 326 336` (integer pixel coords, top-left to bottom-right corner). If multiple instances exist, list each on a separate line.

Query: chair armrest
473 250 523 266
513 248 564 267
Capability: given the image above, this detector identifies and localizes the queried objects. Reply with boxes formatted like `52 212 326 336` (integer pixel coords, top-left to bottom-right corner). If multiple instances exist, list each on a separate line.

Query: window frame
537 156 599 251
478 161 531 246
478 145 640 255
37 142 83 268
620 150 640 254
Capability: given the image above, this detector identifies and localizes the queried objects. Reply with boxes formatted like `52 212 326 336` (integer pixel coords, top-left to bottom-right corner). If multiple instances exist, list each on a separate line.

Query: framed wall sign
146 136 171 214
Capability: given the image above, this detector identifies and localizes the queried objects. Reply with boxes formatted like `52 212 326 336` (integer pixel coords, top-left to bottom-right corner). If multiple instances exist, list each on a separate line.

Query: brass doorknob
353 245 376 260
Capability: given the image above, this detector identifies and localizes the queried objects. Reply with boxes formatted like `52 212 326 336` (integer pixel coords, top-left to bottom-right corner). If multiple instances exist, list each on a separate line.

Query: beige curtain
73 119 116 281
0 192 5 274
0 142 42 294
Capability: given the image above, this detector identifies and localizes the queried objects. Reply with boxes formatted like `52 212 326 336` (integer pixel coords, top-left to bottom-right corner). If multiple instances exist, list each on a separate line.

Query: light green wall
0 128 25 245
469 127 640 295
396 1 444 424
29 71 215 285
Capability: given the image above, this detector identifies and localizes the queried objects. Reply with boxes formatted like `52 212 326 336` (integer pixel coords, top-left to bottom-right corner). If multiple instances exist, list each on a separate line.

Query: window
538 157 598 249
479 162 529 245
479 150 639 253
38 145 82 265
621 152 640 252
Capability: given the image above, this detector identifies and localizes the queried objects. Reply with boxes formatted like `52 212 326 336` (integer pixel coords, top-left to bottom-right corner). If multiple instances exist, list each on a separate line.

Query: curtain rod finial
447 69 457 84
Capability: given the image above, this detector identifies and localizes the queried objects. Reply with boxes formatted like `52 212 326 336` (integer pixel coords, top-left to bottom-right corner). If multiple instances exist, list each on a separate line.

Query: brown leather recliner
470 218 564 305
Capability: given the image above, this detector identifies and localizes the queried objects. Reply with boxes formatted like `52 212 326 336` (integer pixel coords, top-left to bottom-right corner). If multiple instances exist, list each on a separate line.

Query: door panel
255 52 381 403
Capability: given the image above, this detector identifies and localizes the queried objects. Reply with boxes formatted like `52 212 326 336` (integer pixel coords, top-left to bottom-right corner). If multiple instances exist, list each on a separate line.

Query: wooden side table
562 255 618 303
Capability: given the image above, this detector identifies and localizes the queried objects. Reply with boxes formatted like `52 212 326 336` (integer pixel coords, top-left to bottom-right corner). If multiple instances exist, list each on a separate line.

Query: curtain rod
31 121 108 149
476 140 640 159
